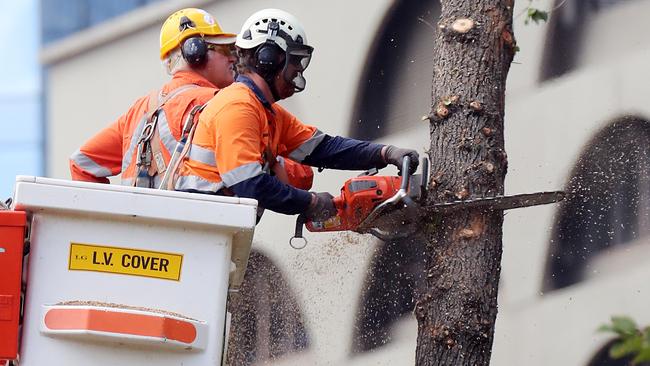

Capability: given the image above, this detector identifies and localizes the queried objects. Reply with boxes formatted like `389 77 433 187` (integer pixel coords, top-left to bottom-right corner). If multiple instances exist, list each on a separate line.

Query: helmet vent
288 25 293 31
178 16 196 31
242 29 252 40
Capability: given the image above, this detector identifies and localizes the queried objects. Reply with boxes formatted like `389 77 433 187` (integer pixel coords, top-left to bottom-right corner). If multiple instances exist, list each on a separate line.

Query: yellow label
69 243 183 281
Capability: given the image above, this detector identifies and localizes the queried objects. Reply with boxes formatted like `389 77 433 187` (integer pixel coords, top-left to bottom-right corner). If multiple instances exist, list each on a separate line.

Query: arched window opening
227 250 310 365
349 0 440 141
542 116 650 291
352 237 426 353
540 0 645 81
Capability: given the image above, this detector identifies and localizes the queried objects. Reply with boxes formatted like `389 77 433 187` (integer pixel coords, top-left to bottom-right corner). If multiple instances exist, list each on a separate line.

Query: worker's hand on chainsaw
304 192 336 222
382 145 419 175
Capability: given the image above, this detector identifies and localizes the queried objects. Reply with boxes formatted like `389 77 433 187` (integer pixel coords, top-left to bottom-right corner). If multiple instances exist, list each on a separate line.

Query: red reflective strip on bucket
44 308 197 344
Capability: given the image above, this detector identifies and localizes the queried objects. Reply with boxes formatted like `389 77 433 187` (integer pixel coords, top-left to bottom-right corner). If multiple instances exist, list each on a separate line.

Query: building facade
40 0 650 364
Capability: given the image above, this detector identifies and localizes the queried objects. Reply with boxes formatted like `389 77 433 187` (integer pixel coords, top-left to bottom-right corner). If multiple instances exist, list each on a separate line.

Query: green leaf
610 336 642 359
526 8 549 25
642 327 650 347
632 347 650 365
611 316 639 337
598 324 616 333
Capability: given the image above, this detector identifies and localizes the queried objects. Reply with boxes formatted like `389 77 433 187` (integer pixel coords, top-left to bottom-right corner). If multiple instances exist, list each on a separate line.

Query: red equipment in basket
0 210 26 361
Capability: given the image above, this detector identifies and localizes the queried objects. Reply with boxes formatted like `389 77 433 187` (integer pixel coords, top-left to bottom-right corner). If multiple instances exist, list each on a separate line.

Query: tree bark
415 1 516 365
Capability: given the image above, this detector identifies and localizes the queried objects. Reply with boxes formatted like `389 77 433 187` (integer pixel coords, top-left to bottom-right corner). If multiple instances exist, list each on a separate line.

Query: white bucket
11 177 256 366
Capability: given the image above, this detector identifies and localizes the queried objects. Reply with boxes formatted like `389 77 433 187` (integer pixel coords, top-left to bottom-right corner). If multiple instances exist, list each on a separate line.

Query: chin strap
265 74 282 101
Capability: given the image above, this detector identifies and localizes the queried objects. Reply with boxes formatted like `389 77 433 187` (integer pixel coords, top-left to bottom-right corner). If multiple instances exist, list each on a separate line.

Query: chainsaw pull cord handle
290 214 308 249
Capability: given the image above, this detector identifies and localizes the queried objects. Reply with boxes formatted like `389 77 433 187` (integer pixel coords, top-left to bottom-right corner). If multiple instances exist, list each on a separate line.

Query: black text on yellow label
69 243 183 281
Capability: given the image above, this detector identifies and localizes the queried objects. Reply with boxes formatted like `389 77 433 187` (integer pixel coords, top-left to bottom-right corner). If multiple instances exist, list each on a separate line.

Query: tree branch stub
481 127 494 136
469 100 483 113
452 18 475 34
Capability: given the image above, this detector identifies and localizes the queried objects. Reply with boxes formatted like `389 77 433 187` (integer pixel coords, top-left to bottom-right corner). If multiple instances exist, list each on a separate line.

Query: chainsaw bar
422 191 566 214
355 190 565 241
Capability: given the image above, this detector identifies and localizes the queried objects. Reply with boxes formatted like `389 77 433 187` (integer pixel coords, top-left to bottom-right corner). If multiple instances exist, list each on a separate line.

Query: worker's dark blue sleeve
302 135 387 170
230 174 312 215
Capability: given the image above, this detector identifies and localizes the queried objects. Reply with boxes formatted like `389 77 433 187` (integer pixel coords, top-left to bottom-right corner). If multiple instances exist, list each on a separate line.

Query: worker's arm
300 133 386 170
230 174 311 215
69 118 124 183
277 106 386 170
215 102 312 215
279 107 420 172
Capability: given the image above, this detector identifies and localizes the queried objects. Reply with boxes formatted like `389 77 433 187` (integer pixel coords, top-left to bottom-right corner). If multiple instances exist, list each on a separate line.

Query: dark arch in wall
542 115 650 292
351 236 426 353
540 0 640 81
227 250 310 365
349 0 440 141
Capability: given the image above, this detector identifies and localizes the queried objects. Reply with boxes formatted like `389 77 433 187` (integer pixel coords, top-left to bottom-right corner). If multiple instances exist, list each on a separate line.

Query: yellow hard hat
159 8 236 60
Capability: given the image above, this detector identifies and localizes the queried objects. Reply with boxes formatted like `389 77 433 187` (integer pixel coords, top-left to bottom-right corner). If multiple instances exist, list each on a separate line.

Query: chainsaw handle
400 156 411 190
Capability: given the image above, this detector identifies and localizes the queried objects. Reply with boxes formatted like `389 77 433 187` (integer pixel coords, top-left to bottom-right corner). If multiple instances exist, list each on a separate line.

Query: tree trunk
415 1 516 365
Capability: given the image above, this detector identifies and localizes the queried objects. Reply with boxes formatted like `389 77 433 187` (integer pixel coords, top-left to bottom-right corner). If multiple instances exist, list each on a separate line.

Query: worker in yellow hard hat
70 8 238 188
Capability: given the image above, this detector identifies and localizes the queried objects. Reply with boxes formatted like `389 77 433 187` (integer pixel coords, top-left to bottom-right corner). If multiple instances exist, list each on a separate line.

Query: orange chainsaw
289 157 565 248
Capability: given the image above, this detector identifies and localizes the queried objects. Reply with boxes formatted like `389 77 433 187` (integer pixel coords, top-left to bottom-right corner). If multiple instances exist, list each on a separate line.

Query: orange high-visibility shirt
69 70 218 185
176 81 321 193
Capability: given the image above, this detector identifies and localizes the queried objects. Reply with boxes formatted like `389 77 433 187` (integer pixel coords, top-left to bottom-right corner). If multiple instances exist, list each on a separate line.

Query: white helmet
236 9 314 94
236 9 309 51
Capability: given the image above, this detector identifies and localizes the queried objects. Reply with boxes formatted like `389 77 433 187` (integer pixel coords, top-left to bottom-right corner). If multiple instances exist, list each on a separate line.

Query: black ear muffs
181 37 208 66
254 43 284 79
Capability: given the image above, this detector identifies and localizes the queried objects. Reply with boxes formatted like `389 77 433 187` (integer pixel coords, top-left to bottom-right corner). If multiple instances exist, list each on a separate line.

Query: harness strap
162 104 205 190
134 84 200 188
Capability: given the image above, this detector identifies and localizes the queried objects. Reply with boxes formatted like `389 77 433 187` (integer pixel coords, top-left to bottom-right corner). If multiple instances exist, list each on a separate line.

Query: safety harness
133 84 199 188
158 103 206 190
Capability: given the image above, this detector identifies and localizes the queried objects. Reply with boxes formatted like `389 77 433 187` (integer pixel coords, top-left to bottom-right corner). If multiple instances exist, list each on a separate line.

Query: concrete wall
42 0 650 364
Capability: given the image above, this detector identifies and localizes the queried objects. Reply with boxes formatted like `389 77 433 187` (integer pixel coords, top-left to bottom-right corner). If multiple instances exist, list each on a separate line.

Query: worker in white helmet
175 9 419 222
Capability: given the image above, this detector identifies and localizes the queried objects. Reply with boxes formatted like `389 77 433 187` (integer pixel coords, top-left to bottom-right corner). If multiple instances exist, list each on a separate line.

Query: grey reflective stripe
188 144 217 166
289 129 326 162
122 117 147 173
71 150 112 177
221 162 263 187
156 111 178 155
175 175 224 193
